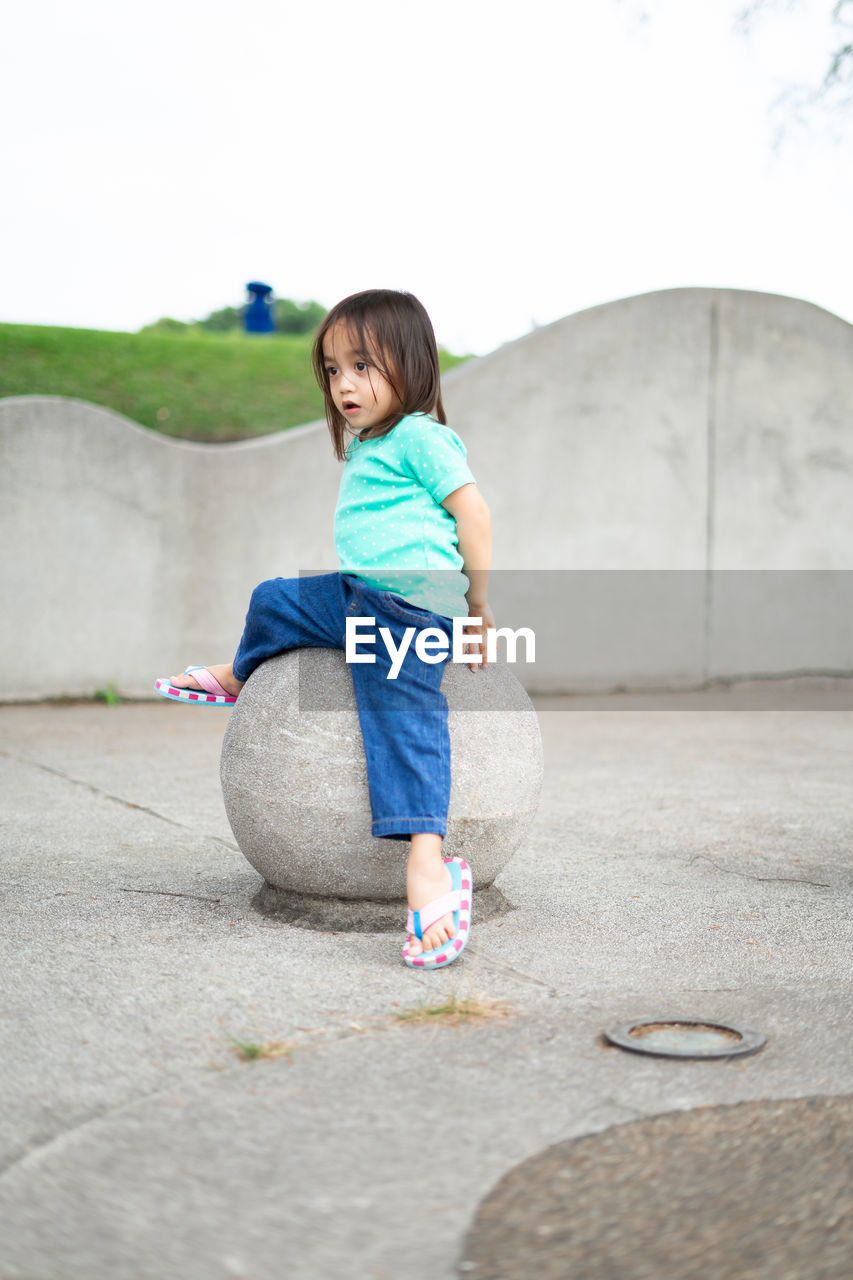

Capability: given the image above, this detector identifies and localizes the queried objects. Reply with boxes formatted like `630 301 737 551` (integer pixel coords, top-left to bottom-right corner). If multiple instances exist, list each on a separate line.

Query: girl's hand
463 602 495 672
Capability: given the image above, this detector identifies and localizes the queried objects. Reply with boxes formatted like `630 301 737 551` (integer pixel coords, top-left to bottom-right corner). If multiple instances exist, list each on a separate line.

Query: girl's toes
437 916 456 945
171 674 201 690
406 912 456 958
424 919 454 951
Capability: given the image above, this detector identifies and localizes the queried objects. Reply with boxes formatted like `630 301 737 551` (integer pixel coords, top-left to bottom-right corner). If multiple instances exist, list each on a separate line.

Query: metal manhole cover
604 1016 765 1059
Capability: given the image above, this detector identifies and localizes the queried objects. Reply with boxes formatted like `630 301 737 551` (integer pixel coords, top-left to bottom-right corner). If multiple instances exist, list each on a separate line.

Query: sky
2 0 851 355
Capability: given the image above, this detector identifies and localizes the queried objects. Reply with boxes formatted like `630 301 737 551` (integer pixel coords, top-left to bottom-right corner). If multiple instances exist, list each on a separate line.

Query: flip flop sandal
154 666 238 706
402 856 472 969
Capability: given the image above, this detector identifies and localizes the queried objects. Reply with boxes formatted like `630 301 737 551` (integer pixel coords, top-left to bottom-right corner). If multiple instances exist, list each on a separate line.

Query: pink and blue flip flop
402 856 472 969
154 666 238 706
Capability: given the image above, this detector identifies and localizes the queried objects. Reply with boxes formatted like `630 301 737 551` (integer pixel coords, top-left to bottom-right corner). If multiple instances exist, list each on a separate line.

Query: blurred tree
197 305 244 333
139 299 328 336
193 298 327 335
273 297 327 334
735 0 853 130
615 0 853 136
138 317 190 334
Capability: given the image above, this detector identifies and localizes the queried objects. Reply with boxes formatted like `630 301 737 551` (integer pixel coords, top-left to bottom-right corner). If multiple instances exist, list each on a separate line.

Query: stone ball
220 648 543 902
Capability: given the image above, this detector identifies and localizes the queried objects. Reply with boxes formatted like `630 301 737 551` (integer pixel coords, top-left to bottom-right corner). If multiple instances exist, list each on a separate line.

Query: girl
156 289 493 969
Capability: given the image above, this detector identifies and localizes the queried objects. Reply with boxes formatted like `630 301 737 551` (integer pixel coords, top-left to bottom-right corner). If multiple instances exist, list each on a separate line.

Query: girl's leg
231 574 347 679
347 585 456 954
407 833 456 956
171 573 458 952
349 633 451 840
170 574 348 692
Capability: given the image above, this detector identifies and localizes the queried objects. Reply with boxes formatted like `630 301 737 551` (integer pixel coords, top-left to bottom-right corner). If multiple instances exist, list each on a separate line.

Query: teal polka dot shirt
334 412 477 618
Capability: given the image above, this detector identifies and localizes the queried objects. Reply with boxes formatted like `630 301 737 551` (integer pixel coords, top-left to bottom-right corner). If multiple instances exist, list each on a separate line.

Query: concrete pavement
1 685 851 1279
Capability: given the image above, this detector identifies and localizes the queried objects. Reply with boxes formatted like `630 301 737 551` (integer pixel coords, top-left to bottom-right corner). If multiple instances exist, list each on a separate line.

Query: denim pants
232 573 454 841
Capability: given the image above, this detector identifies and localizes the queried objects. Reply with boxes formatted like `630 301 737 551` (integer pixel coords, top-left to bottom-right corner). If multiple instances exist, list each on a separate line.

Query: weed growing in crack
228 1036 295 1063
396 993 513 1027
94 683 121 706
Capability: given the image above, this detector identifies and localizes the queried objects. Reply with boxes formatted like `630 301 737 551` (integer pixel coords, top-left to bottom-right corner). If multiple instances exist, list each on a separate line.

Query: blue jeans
232 573 454 840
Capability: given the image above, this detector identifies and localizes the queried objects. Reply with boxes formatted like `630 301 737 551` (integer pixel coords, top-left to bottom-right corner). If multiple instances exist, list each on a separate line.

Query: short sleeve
401 418 476 504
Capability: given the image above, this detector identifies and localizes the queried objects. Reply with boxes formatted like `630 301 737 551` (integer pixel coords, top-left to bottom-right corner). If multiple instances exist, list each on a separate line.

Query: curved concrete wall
443 287 853 571
2 288 851 699
0 399 339 700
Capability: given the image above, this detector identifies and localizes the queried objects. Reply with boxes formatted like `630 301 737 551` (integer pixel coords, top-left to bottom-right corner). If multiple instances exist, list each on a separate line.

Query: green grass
0 323 470 443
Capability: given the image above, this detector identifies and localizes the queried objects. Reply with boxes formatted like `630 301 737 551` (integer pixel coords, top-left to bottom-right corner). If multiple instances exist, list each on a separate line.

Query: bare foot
406 834 455 956
170 663 244 697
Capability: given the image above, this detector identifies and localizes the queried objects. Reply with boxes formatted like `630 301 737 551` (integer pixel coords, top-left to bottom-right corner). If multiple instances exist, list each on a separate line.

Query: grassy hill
0 324 469 443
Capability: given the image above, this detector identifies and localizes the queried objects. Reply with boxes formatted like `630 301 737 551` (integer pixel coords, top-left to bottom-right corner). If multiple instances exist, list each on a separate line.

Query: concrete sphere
220 649 543 901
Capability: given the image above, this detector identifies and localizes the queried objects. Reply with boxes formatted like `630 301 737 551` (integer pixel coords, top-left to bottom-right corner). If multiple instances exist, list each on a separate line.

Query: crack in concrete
120 887 223 904
0 1024 375 1181
0 1083 181 1181
689 853 831 889
466 946 574 999
703 667 853 685
0 749 240 852
0 1005 526 1181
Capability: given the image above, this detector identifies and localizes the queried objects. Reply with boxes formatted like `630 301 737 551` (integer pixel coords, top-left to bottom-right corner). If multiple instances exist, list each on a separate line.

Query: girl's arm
442 483 494 669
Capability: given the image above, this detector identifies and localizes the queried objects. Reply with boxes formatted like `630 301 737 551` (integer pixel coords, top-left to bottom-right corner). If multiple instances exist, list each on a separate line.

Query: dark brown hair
311 289 447 461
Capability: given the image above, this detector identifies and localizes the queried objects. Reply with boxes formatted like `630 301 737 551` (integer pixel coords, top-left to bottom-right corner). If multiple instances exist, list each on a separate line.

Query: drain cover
604 1016 765 1059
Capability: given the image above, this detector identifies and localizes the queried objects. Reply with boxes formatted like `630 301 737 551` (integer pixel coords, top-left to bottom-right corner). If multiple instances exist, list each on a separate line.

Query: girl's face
322 323 399 430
